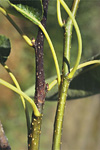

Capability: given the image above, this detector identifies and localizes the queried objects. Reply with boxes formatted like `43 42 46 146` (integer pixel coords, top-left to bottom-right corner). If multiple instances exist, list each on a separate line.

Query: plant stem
63 0 80 76
59 0 82 79
28 115 42 150
52 1 80 149
28 1 49 149
52 77 70 150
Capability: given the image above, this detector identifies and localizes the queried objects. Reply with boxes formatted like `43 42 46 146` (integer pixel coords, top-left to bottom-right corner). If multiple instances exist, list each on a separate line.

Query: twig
28 1 49 150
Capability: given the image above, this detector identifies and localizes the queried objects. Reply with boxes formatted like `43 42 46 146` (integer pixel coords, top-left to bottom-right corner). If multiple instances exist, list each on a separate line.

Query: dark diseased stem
28 1 49 150
34 0 49 113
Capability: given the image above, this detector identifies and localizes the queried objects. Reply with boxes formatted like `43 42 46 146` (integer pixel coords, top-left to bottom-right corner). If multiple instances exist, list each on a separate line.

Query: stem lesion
28 0 49 149
34 0 49 113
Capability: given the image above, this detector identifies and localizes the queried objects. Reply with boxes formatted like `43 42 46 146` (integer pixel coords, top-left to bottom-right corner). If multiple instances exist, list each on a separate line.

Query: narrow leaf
0 35 11 63
68 54 100 99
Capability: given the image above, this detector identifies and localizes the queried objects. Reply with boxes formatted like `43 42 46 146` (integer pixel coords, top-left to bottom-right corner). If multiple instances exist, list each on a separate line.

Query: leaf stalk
0 78 40 117
0 7 33 46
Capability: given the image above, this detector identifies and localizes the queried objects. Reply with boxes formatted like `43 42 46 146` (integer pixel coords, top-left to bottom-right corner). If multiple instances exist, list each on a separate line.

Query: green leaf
68 54 100 100
25 54 100 100
0 35 11 63
0 0 43 25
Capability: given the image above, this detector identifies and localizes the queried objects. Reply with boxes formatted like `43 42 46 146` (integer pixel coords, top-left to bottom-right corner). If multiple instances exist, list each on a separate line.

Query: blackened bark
28 1 49 148
34 0 49 113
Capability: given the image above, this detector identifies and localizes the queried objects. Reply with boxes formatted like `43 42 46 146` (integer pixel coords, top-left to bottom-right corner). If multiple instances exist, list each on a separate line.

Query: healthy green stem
0 78 40 117
52 1 81 149
52 77 70 150
28 115 42 150
63 0 80 75
59 0 82 79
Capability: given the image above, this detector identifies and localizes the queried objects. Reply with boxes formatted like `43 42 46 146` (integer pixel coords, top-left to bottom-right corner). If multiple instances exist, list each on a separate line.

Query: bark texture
34 0 49 113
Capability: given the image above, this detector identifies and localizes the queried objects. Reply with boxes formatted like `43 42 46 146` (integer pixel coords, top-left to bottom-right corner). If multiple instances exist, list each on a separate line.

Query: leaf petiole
0 7 33 46
0 78 40 117
77 60 100 70
39 23 61 86
2 63 30 132
48 79 58 91
57 0 64 27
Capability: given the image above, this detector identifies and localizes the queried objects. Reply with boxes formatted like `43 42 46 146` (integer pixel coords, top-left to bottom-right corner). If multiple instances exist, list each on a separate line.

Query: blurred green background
0 0 100 150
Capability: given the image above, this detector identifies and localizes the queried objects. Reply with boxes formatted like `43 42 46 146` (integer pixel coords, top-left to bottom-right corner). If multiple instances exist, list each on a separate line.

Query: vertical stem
28 115 42 150
59 0 82 79
52 0 80 149
63 0 80 76
52 77 70 150
28 0 49 149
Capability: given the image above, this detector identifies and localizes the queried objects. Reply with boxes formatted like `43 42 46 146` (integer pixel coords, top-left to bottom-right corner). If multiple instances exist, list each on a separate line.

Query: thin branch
59 0 82 79
63 0 80 75
34 0 49 113
28 1 49 149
